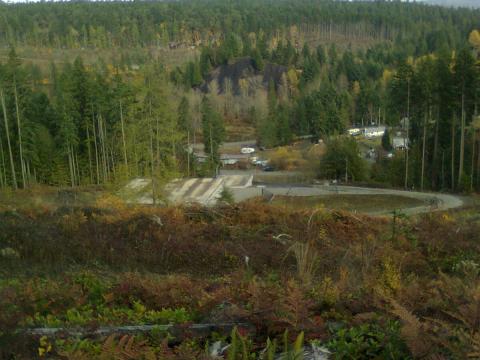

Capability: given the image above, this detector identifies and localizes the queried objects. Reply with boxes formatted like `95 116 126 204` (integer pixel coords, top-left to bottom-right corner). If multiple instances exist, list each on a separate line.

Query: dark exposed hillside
199 57 288 95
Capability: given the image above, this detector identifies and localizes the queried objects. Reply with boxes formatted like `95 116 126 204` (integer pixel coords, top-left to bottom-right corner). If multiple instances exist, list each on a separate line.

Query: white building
393 137 409 150
194 152 250 165
364 126 386 138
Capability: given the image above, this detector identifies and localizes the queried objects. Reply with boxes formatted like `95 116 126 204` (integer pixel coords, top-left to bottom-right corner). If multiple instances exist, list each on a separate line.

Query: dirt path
232 184 464 216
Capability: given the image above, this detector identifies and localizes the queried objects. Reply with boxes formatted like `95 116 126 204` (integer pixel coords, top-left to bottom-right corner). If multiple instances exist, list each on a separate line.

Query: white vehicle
250 156 258 163
347 128 362 136
240 147 255 154
255 160 269 167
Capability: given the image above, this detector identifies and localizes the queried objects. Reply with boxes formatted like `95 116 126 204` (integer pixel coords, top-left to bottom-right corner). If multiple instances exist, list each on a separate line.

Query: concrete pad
166 177 225 205
220 175 253 189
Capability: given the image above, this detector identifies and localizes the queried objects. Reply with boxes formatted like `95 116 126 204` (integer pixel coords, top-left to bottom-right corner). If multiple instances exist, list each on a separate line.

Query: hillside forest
0 0 478 192
3 1 480 359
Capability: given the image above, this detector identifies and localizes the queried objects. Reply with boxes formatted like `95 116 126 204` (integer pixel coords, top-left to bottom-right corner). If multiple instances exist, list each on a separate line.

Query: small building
393 137 409 150
364 126 386 138
400 117 410 131
195 152 251 166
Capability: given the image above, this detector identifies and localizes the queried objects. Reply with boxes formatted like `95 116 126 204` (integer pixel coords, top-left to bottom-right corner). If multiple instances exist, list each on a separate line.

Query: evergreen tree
201 96 225 168
252 48 264 71
321 136 367 181
382 128 392 151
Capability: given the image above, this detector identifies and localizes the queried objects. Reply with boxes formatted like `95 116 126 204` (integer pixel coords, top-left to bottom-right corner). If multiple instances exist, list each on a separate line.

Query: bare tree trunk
99 115 108 183
471 128 475 192
86 120 93 184
210 122 214 164
477 139 480 189
75 150 80 186
193 119 197 176
0 134 5 188
119 99 128 174
432 107 440 189
92 112 100 185
441 150 445 189
149 119 156 206
156 116 160 174
133 131 138 177
68 144 74 187
109 140 116 180
458 92 465 185
0 88 17 189
72 148 77 186
421 110 427 191
13 81 26 188
26 161 32 185
187 130 190 177
451 114 456 191
404 79 410 190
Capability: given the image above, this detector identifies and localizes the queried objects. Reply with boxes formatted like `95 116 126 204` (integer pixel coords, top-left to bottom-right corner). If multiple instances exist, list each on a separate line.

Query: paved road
230 184 464 216
193 140 257 152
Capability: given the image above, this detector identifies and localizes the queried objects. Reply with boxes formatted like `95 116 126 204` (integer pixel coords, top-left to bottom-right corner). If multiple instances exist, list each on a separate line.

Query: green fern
264 338 277 360
227 327 238 360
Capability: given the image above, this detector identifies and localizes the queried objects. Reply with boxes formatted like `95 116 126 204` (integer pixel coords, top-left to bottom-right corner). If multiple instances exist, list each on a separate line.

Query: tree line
0 47 227 193
0 0 478 53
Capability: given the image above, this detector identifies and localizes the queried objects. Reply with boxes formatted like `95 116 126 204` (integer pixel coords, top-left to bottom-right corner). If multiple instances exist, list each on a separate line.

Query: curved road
231 184 464 216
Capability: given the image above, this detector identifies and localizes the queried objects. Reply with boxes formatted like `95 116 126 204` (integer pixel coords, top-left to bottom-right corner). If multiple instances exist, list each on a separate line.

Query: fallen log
21 322 255 340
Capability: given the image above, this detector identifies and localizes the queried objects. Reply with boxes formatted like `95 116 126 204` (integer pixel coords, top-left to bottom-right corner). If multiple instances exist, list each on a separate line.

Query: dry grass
271 194 424 214
0 46 199 75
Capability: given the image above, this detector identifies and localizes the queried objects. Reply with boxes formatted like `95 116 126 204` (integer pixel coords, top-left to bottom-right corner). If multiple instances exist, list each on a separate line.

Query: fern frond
389 298 431 358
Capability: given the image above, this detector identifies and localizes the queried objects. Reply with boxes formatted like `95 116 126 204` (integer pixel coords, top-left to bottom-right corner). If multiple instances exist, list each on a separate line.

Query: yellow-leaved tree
469 30 480 57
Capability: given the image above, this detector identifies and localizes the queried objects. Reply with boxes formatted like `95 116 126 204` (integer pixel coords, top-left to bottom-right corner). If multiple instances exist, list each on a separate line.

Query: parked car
241 147 255 154
263 165 275 172
255 160 269 167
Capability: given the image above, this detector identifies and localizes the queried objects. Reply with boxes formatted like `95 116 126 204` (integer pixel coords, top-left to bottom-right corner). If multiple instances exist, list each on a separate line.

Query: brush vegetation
1 200 480 358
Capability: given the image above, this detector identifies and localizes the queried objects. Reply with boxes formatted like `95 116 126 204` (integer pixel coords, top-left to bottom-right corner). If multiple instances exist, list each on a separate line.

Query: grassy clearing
224 123 256 143
270 194 424 213
0 46 199 75
0 186 101 212
355 136 382 155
